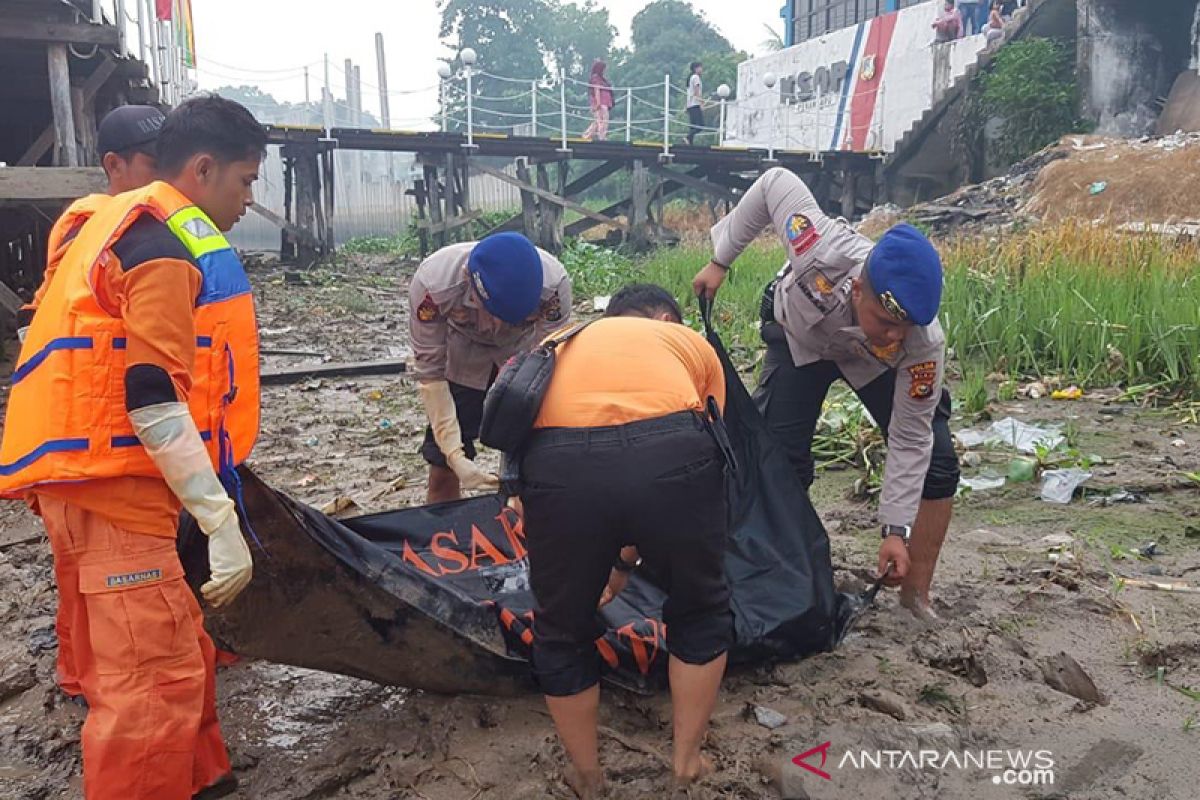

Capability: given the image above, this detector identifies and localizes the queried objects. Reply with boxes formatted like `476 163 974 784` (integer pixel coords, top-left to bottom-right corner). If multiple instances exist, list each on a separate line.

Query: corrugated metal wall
226 149 523 252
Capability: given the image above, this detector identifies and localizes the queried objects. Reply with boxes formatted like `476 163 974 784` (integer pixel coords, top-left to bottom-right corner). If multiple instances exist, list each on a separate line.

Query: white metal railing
87 0 190 105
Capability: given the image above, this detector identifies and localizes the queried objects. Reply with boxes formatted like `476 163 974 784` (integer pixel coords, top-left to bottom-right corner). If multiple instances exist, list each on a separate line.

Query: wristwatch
881 524 912 545
613 554 643 573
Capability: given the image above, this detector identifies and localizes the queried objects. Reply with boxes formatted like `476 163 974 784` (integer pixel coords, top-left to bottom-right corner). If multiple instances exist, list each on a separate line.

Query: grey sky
192 0 785 125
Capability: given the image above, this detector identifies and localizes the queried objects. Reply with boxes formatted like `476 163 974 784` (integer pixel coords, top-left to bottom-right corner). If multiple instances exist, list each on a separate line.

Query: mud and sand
1 255 1198 799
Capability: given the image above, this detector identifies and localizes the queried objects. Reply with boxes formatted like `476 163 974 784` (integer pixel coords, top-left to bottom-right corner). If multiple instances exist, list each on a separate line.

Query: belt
529 410 705 447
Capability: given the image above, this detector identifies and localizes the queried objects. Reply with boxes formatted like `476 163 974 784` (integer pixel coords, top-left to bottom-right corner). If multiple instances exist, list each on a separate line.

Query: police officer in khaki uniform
693 168 959 620
409 232 572 502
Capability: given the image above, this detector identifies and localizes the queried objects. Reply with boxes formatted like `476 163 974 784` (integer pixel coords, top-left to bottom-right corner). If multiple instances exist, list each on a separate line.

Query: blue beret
467 233 544 325
865 223 943 326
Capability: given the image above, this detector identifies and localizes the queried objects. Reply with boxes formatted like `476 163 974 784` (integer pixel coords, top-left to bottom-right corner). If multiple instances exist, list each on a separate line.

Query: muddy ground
1 253 1199 799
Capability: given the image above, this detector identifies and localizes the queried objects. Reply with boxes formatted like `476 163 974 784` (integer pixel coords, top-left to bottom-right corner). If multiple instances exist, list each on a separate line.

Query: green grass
562 221 1200 399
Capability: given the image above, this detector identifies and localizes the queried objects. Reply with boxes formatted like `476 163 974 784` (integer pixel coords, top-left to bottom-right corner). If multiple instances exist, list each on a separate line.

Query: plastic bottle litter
1040 469 1092 504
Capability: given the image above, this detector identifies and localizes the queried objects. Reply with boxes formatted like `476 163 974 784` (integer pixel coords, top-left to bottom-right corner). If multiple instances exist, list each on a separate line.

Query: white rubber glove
129 402 253 607
418 380 499 492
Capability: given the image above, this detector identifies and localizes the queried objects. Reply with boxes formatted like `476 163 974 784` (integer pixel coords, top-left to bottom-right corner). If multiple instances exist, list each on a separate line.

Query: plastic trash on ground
1051 386 1083 400
959 473 1006 493
955 417 1064 454
1040 468 1092 504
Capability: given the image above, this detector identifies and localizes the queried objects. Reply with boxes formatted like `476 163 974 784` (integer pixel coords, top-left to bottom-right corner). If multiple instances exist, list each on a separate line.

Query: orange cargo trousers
37 495 231 800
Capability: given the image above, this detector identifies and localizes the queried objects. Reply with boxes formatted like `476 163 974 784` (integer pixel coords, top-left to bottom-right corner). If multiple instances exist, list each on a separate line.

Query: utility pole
352 64 364 189
304 66 310 105
375 33 391 129
375 32 394 180
322 53 333 134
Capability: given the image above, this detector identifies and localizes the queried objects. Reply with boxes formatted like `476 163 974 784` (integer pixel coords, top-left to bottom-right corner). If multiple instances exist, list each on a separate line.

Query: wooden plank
470 163 629 232
413 210 482 235
47 44 78 167
19 57 117 166
249 202 321 248
261 359 407 385
0 19 121 47
645 163 737 203
0 167 105 200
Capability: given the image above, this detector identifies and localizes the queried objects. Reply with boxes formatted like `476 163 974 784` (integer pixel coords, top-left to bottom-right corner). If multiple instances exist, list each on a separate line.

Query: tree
611 0 745 143
973 38 1085 166
437 0 615 134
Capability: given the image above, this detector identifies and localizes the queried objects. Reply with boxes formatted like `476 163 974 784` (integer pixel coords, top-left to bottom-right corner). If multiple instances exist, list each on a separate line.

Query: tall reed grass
562 222 1200 397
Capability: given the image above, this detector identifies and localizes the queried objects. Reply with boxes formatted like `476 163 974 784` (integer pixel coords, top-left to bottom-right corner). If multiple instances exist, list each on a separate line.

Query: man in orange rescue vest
15 104 166 700
0 95 266 800
17 105 165 345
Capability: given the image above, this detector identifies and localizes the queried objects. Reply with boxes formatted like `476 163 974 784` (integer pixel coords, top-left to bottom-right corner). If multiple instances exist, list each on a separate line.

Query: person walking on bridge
0 95 266 800
409 233 572 503
581 59 614 141
692 167 960 622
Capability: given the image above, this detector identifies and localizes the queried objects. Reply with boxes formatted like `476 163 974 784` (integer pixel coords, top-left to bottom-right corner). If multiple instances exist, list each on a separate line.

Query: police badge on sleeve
416 293 440 323
785 214 821 257
908 361 937 399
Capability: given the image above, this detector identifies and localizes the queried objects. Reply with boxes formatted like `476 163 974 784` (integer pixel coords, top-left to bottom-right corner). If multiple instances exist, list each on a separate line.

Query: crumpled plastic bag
1040 468 1092 504
955 417 1064 454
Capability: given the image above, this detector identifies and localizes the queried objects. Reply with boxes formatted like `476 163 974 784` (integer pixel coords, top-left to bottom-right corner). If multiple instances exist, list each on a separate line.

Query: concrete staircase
883 0 1077 204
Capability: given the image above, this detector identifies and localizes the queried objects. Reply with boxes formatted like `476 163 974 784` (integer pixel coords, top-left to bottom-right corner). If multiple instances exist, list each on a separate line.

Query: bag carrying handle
542 320 593 351
697 292 716 338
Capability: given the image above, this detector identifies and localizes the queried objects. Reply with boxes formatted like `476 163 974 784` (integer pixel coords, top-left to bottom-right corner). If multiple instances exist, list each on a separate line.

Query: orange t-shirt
534 316 725 429
33 215 203 538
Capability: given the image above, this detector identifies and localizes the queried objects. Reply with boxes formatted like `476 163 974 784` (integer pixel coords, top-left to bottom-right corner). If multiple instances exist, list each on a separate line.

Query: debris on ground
862 131 1200 236
1040 652 1107 706
1040 468 1093 504
750 705 788 730
959 473 1005 493
956 416 1064 454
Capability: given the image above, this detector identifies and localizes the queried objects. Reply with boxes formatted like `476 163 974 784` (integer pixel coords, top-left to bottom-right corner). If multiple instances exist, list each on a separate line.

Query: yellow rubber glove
129 402 253 607
418 380 499 492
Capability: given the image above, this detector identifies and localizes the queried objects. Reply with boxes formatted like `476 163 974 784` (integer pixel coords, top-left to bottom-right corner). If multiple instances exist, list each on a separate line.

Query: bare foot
563 764 605 799
899 589 941 622
673 753 715 787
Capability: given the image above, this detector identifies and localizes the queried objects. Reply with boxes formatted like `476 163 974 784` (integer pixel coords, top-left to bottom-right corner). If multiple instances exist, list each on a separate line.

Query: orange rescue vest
0 182 260 495
23 193 111 314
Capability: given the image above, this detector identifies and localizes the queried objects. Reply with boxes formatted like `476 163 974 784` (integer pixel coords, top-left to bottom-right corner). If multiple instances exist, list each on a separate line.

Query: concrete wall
729 0 988 153
1077 0 1199 136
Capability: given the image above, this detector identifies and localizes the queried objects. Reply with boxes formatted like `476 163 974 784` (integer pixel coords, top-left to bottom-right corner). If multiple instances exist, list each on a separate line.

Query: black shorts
755 320 961 499
419 381 486 468
521 412 734 697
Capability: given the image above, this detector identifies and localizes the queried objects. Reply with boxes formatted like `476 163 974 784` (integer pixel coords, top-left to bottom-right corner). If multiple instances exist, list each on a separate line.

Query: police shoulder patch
416 293 440 323
907 360 937 399
785 213 821 257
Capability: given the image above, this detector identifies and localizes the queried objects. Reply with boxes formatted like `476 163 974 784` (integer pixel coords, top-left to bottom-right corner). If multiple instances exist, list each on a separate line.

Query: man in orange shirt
17 105 165 345
0 95 265 800
520 284 731 798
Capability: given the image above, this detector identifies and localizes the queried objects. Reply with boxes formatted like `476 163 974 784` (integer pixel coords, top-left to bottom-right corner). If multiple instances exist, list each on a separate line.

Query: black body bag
479 322 591 454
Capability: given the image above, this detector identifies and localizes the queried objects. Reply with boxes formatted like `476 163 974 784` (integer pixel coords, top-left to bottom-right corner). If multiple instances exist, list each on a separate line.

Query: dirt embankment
1 256 1199 799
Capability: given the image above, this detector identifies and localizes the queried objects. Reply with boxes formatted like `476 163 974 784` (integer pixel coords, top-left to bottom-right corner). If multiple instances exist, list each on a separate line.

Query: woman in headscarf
582 59 614 141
